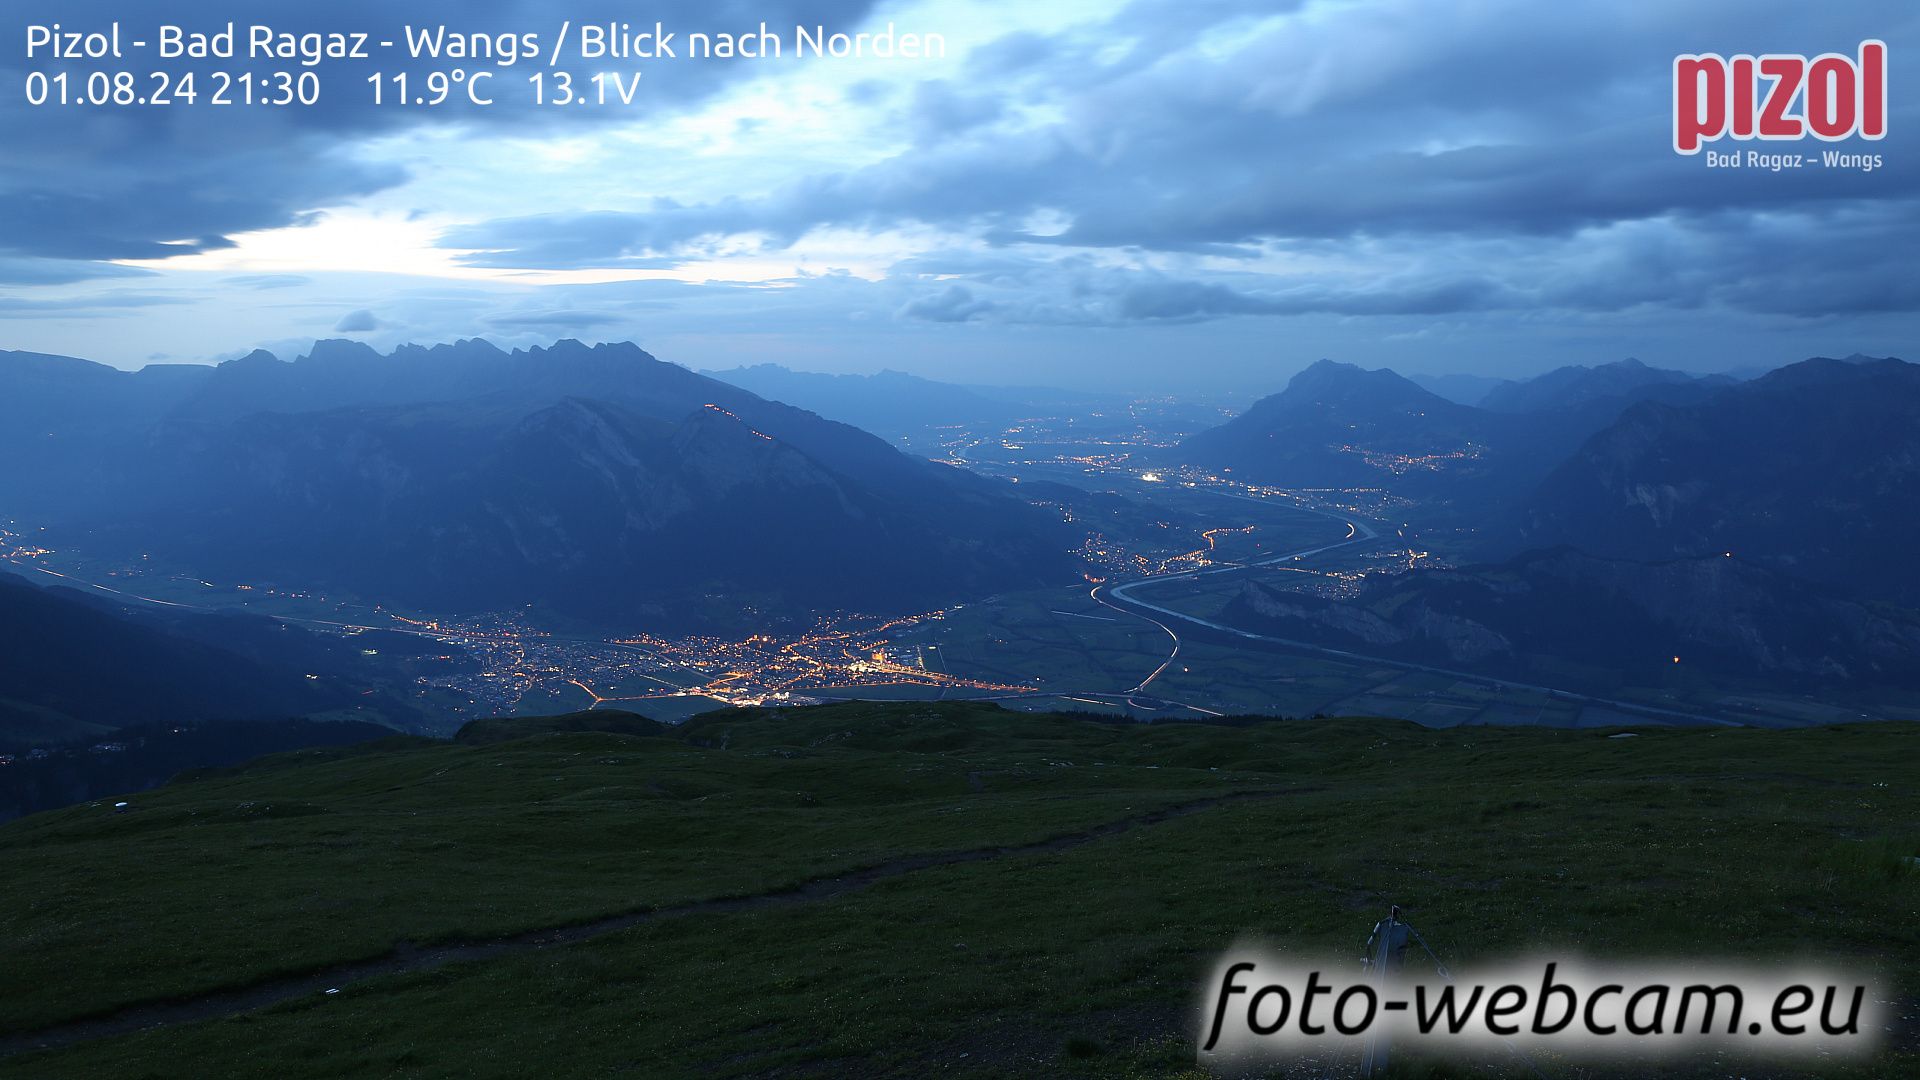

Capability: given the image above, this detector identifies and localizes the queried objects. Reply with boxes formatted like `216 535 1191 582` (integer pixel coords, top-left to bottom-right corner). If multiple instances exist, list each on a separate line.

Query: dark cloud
1115 278 1514 320
443 208 713 269
0 257 153 285
333 308 384 332
899 284 994 322
886 198 1920 326
436 0 1920 322
905 81 1004 143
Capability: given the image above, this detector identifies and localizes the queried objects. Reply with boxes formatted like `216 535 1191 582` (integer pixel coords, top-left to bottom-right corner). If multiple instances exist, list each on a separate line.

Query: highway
1088 489 1378 698
1088 492 1737 728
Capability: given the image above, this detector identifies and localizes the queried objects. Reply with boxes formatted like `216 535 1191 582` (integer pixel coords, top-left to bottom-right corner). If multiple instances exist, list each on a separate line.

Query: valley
11 369 1908 741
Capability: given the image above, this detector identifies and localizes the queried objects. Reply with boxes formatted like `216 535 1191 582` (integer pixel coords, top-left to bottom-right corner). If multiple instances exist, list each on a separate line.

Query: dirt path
0 787 1302 1061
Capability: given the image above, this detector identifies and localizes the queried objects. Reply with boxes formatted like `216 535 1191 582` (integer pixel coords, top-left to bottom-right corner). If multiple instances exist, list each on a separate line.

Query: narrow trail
0 787 1303 1062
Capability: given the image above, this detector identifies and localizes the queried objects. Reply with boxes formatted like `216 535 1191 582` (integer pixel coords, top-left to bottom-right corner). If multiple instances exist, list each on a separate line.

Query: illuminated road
1088 495 1379 698
4 491 1734 727
1093 582 1179 698
1090 501 1735 727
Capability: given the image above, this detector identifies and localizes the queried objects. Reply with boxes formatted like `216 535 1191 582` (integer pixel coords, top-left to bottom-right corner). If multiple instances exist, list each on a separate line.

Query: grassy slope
1 703 1915 1078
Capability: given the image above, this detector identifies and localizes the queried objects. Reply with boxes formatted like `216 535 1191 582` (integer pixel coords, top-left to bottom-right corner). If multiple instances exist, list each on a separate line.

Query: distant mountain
1178 360 1521 492
1221 548 1920 694
702 364 1023 437
0 351 217 513
1479 358 1732 414
0 572 428 748
1517 356 1920 606
0 350 210 430
1408 372 1507 406
1176 359 1754 503
0 340 1072 629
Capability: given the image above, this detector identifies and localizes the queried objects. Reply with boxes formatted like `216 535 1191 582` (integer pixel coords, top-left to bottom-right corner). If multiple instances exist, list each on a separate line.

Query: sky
2 0 1917 392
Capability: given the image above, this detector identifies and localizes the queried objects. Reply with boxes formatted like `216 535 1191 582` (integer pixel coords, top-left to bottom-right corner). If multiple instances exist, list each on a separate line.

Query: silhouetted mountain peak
1748 354 1913 392
533 338 650 365
1289 357 1360 384
390 338 507 364
222 349 283 370
300 339 385 367
1178 360 1485 488
1479 357 1711 414
0 349 119 378
1265 359 1453 416
1520 352 1920 606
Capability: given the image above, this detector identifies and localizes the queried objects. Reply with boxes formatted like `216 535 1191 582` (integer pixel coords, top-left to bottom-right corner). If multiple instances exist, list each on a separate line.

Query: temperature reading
366 70 493 106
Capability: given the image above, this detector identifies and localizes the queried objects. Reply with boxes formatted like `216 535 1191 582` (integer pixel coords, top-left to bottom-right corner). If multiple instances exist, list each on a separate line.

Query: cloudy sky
2 0 1915 391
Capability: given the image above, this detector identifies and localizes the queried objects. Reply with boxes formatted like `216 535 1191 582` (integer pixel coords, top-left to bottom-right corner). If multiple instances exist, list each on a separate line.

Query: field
918 589 1652 725
1 703 1914 1078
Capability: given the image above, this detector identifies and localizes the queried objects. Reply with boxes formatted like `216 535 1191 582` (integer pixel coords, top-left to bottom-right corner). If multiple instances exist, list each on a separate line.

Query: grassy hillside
1 703 1914 1078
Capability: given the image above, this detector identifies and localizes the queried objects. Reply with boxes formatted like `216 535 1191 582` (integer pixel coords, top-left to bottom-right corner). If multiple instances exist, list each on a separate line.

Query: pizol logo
1673 41 1887 154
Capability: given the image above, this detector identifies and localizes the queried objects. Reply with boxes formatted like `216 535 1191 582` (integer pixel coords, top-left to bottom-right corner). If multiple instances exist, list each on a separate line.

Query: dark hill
1174 359 1621 503
1478 358 1730 414
1221 547 1920 695
0 573 419 748
1517 355 1920 606
1179 360 1498 488
1178 359 1743 509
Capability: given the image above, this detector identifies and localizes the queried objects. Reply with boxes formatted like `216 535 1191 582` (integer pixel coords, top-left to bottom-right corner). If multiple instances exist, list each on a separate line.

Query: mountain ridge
1516 354 1920 605
0 340 1073 630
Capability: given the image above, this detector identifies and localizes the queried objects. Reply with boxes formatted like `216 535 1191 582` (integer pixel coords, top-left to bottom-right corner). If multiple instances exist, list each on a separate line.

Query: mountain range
1179 359 1505 490
0 340 1074 630
1478 357 1735 413
1518 355 1920 607
1178 358 1749 502
1184 353 1920 694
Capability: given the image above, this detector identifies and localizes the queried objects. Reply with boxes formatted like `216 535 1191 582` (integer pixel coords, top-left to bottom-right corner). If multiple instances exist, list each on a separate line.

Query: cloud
0 257 154 286
483 309 630 329
1113 278 1514 320
224 274 314 291
442 208 714 269
333 309 384 332
431 0 1920 326
0 291 190 317
899 284 995 322
7 0 1919 376
0 0 882 268
904 81 1005 143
